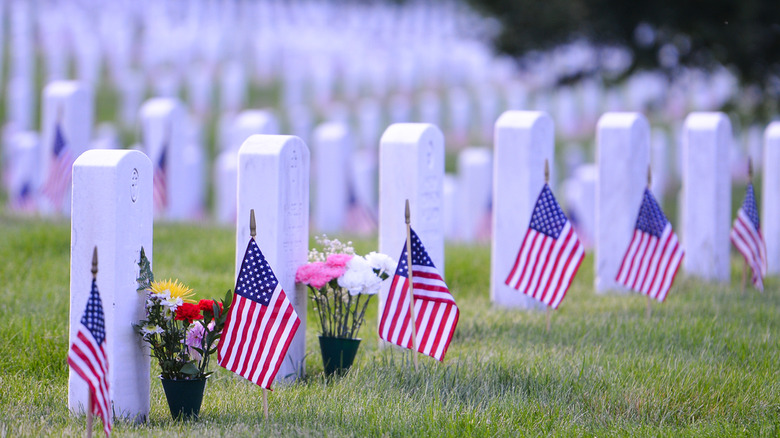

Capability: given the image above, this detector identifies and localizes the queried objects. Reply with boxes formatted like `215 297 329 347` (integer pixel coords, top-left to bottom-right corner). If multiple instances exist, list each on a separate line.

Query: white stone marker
457 147 493 242
70 149 152 422
562 164 597 249
139 98 196 220
595 112 650 292
378 124 445 317
236 135 309 380
313 122 352 233
443 174 459 240
215 110 280 224
491 111 554 308
681 112 732 282
5 131 39 212
40 81 94 215
763 122 780 275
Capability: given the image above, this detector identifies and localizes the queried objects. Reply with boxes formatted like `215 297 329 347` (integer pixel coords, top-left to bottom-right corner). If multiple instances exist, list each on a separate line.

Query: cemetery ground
0 215 777 437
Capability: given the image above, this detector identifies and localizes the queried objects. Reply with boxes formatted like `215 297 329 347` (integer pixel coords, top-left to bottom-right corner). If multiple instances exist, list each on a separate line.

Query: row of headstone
67 113 778 423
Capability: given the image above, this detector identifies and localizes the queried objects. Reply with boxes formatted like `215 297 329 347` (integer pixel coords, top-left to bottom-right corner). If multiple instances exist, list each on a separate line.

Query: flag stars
236 240 278 306
529 185 568 238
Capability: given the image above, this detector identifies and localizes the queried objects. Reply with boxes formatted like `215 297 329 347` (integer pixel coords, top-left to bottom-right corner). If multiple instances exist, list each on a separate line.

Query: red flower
198 299 223 316
175 303 204 324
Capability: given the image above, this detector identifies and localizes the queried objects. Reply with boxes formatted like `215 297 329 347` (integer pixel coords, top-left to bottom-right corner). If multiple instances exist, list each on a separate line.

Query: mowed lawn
0 214 777 437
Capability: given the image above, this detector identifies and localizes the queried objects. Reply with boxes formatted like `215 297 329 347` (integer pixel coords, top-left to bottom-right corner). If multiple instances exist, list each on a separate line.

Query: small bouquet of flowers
134 249 232 380
295 236 396 339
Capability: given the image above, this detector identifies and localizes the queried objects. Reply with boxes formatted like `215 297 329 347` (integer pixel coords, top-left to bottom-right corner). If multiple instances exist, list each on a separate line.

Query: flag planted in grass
616 188 684 301
218 237 301 389
730 183 767 291
505 183 584 309
41 123 74 208
153 143 167 212
379 228 459 361
67 278 112 437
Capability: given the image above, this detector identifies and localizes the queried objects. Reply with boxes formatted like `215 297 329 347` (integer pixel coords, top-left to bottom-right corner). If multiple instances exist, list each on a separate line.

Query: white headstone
378 123 445 316
40 81 94 215
236 135 309 380
443 174 458 240
491 111 554 308
457 147 492 242
595 112 650 292
681 112 732 281
70 149 152 422
447 88 471 146
5 131 39 213
220 61 247 113
118 72 144 127
562 164 597 249
650 128 669 205
357 99 382 149
313 122 352 233
215 110 280 224
140 98 200 220
389 94 413 124
418 92 441 127
763 122 780 274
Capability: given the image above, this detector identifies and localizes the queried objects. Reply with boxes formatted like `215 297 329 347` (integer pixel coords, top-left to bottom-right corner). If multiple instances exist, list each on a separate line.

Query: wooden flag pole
250 209 270 420
544 160 552 333
87 247 98 438
405 200 419 372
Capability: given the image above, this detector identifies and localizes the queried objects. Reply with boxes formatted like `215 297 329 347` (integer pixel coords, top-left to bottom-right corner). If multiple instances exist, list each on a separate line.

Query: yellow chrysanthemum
149 279 195 303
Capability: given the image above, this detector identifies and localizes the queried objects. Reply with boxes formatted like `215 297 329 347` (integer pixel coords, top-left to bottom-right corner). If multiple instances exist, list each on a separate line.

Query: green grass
0 214 778 437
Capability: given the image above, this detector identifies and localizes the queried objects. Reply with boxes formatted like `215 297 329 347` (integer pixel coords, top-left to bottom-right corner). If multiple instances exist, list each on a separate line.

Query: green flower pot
318 336 361 376
160 377 207 420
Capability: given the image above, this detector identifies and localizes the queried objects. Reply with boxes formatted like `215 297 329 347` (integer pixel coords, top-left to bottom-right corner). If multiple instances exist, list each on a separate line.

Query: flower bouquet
134 248 231 419
295 236 395 375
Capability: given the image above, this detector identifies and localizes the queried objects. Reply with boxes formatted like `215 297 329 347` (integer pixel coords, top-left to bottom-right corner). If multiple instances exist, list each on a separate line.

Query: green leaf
136 247 154 292
180 362 199 375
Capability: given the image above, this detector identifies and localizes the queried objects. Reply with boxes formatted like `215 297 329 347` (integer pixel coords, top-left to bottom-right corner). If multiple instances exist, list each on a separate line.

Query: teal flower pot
160 377 207 420
318 336 361 376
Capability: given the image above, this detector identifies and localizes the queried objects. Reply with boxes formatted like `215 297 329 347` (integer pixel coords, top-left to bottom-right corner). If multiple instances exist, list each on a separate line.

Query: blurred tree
468 0 780 112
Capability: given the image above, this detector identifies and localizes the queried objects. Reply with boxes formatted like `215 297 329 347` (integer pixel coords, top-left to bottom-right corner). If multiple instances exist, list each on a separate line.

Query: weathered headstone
491 111 554 308
140 98 201 220
763 122 780 274
378 123 445 316
39 81 94 215
70 149 152 422
457 147 492 242
595 112 650 292
312 122 352 233
681 112 731 281
236 135 309 380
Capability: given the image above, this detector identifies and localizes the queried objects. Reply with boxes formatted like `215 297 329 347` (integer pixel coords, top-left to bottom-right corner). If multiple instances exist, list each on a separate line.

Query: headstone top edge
765 121 780 136
683 112 730 129
44 80 84 95
459 147 492 162
314 122 350 138
380 123 443 144
74 149 152 167
596 112 649 129
495 110 551 128
140 97 182 115
238 134 306 155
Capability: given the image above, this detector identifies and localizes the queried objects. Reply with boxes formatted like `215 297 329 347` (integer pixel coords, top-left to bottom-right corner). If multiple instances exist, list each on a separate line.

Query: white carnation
338 256 382 295
365 252 396 276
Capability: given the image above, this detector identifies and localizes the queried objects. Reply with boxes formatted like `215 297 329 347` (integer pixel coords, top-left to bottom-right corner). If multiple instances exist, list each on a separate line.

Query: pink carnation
325 253 353 269
296 261 345 289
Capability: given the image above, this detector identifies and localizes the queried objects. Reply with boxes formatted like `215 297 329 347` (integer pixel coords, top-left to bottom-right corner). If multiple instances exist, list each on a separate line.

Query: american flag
730 183 767 291
152 145 167 212
616 188 684 301
218 238 301 389
41 124 74 208
378 228 459 361
505 184 584 309
11 182 36 213
67 279 112 437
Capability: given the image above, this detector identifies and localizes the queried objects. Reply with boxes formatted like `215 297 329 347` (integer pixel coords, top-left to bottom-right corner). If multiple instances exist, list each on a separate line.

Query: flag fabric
67 279 112 437
505 184 585 309
378 228 459 361
615 188 684 301
730 183 767 291
10 182 36 213
41 124 74 208
152 145 167 212
218 238 301 390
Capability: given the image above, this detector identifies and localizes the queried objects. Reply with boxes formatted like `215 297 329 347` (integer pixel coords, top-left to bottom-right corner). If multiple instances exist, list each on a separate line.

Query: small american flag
378 228 459 361
41 124 74 209
152 145 167 212
10 182 36 213
67 279 112 437
505 184 584 309
616 188 684 301
218 238 301 389
730 183 767 291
